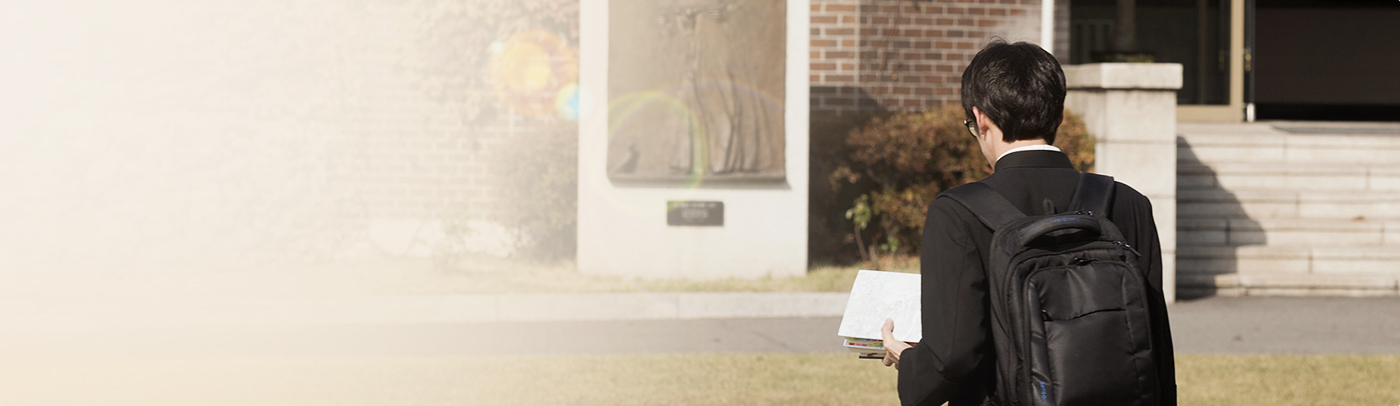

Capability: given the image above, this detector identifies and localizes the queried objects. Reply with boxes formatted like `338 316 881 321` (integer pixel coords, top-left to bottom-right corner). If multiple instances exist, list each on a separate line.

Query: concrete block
1287 145 1400 165
1235 229 1383 246
1178 230 1228 246
1235 257 1312 274
1298 200 1400 220
1369 167 1400 192
1178 202 1298 220
1312 259 1400 274
1285 133 1400 150
1177 175 1216 190
1177 122 1281 137
1064 63 1183 90
1177 145 1286 165
1386 222 1400 245
1177 245 1310 275
1095 142 1177 196
1099 92 1178 142
1177 273 1239 288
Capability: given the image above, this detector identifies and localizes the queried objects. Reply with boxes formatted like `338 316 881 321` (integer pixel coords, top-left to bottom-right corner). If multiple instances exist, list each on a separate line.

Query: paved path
4 295 1395 360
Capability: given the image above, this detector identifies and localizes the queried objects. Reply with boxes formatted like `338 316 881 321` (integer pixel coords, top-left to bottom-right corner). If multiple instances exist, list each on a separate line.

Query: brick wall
811 0 1066 116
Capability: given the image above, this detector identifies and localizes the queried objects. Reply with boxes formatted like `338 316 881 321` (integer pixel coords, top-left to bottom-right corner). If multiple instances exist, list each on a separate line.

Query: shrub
490 118 579 261
814 105 1093 263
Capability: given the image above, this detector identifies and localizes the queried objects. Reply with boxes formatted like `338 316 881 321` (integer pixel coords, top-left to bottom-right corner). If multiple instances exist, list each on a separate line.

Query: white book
837 270 922 343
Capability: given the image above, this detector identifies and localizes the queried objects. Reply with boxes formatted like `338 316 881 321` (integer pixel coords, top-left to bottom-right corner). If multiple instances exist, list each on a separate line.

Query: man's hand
881 318 914 369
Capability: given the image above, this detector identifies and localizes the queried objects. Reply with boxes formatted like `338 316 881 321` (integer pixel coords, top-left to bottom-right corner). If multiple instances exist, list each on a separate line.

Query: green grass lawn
459 353 1400 405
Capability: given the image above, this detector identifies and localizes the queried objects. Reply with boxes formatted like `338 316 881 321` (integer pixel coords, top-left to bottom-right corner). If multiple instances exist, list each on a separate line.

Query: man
879 40 1176 406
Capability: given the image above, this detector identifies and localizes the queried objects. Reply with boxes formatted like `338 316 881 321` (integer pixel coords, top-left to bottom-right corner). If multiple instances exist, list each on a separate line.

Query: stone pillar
1064 63 1182 303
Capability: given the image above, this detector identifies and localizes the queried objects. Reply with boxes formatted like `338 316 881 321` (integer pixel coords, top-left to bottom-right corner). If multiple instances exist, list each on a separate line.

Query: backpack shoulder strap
939 182 1025 230
1068 173 1116 216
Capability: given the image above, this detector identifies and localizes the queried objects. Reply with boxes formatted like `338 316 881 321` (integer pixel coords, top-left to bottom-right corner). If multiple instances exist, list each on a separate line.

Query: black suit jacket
896 150 1177 406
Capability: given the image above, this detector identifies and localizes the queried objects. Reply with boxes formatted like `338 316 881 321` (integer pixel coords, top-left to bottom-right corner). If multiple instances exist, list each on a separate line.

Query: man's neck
991 140 1050 163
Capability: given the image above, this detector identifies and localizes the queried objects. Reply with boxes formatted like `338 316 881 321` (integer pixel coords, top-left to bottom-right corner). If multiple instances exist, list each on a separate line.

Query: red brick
948 30 965 38
915 87 935 95
825 97 854 106
977 19 997 27
968 7 986 15
935 41 954 49
958 18 975 26
827 51 855 59
841 39 857 47
842 15 857 23
812 15 838 24
948 6 965 14
826 4 856 12
812 39 837 47
872 16 889 24
990 8 1007 16
841 63 856 71
827 74 855 83
812 62 838 71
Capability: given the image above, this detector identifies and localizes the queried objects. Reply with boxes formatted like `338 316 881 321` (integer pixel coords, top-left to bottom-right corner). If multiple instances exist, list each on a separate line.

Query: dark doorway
1254 0 1400 121
1071 0 1232 105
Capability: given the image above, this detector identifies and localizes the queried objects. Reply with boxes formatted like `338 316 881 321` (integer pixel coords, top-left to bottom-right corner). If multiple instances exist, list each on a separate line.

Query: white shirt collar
996 144 1061 163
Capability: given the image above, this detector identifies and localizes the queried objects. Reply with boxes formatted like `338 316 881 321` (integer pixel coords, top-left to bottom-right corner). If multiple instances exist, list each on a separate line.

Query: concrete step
1178 273 1399 298
1178 162 1400 193
1178 218 1400 246
1177 245 1400 297
1178 245 1400 277
1177 122 1400 166
1177 189 1400 220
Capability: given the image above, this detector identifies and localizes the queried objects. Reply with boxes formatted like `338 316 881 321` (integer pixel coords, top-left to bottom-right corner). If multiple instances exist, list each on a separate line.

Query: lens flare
556 82 579 121
490 30 577 116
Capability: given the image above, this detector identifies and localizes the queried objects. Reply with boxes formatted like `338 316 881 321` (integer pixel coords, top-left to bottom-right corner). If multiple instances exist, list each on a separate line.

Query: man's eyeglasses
962 119 979 138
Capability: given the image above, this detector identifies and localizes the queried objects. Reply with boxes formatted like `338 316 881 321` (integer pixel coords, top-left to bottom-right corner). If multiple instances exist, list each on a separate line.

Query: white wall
577 0 810 279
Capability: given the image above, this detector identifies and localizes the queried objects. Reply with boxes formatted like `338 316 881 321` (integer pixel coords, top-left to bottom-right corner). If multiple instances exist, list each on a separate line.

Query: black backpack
941 173 1162 406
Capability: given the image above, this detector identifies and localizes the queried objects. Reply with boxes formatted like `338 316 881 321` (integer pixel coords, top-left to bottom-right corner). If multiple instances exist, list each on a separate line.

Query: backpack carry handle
1016 214 1101 247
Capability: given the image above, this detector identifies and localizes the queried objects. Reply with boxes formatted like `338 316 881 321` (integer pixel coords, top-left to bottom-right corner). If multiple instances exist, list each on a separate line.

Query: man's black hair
960 39 1066 144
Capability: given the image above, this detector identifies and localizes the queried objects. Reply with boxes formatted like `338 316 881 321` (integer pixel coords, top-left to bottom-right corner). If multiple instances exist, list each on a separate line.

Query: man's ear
972 106 992 137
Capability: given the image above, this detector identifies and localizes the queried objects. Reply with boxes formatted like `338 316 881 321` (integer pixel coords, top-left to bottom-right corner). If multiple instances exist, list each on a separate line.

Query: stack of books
837 270 922 359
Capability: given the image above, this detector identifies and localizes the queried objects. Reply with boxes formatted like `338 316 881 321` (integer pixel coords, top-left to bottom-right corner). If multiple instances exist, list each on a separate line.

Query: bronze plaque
667 201 724 226
608 0 786 183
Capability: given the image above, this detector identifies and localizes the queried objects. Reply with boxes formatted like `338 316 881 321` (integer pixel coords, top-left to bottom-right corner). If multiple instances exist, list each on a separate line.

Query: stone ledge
1064 63 1183 90
1178 274 1399 298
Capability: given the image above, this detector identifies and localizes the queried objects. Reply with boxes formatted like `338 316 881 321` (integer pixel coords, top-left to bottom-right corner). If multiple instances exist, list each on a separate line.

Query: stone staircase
1175 122 1400 297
